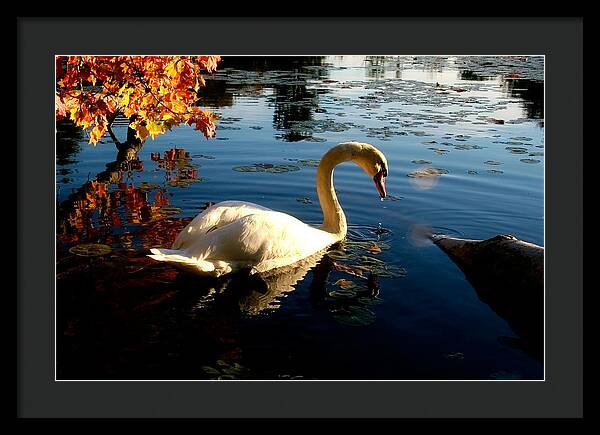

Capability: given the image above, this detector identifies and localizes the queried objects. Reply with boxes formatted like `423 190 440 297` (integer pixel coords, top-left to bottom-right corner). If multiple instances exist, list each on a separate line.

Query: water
56 56 544 380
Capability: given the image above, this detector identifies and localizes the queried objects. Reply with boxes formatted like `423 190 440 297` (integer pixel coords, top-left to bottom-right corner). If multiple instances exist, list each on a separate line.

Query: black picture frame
17 17 582 418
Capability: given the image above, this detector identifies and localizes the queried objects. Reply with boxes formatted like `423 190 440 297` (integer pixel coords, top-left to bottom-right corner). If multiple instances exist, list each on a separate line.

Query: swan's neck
316 147 351 239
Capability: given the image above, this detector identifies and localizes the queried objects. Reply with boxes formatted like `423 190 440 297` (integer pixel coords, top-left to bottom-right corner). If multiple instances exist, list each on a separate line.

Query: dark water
56 56 544 380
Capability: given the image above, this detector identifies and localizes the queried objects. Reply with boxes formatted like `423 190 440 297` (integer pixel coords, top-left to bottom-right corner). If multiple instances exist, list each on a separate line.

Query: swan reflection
227 251 327 315
178 248 385 321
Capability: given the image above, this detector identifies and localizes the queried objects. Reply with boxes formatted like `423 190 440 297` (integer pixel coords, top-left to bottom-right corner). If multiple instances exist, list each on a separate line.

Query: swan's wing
172 201 273 249
183 211 337 272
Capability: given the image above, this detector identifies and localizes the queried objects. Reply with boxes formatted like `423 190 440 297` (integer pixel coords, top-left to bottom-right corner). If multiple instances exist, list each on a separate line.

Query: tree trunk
107 114 144 155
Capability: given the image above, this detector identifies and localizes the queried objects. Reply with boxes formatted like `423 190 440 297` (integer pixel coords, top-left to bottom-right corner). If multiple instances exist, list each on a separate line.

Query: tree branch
106 123 122 148
106 112 123 148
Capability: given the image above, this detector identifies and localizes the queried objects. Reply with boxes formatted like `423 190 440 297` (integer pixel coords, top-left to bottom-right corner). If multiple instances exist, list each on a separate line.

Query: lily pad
232 165 263 173
327 250 358 262
138 182 161 190
484 160 502 166
202 361 250 380
505 146 529 154
368 262 407 278
356 296 385 306
444 352 465 360
330 305 376 326
428 147 449 155
69 243 112 257
454 143 483 150
233 163 300 173
382 194 403 201
520 158 540 164
411 159 432 165
159 207 183 215
407 167 449 178
333 278 358 290
306 136 327 143
296 197 312 204
297 159 321 167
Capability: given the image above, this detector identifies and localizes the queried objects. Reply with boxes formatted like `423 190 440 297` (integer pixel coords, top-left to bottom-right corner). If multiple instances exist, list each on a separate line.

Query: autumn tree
55 56 222 155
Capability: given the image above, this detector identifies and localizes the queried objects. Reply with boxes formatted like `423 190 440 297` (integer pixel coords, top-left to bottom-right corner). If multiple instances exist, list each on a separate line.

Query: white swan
148 142 388 277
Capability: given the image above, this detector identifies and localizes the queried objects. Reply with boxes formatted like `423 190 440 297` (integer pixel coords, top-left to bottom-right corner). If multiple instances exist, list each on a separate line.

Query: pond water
56 56 544 380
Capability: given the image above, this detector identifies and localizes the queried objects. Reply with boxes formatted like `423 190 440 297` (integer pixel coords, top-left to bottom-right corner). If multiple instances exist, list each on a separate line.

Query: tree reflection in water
56 131 201 249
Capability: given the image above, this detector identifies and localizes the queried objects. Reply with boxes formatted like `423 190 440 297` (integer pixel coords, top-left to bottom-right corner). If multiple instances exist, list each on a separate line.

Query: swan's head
349 142 389 198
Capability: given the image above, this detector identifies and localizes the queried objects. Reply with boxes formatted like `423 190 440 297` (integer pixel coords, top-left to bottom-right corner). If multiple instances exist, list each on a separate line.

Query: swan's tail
147 248 232 277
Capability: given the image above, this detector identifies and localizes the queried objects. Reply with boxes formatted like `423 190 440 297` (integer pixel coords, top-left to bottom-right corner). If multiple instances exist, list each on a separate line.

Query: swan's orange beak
374 170 386 199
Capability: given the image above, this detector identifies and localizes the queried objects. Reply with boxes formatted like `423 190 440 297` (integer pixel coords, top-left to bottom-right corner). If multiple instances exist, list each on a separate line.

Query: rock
431 234 543 361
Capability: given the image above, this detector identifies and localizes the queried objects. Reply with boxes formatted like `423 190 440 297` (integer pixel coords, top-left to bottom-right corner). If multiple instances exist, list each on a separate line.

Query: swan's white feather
171 201 271 249
149 201 338 277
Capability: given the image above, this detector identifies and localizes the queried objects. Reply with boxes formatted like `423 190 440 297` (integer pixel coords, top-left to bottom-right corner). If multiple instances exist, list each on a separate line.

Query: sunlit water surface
56 56 544 380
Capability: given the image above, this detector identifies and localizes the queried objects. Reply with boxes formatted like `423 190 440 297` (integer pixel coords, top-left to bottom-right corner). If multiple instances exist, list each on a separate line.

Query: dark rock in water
431 234 543 362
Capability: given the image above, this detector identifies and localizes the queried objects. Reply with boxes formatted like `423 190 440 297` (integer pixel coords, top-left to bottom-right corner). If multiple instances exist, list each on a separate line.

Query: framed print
17 17 582 418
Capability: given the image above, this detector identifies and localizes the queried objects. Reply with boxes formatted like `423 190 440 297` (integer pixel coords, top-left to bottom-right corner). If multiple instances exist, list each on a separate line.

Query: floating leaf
202 361 250 380
331 305 376 326
69 243 112 257
484 160 502 166
297 159 320 167
328 289 358 299
233 163 300 173
332 262 367 278
202 366 221 376
356 296 384 306
368 262 407 278
382 194 403 201
428 147 449 155
327 249 358 262
138 182 161 190
306 136 327 142
505 146 529 154
444 352 465 360
366 243 383 254
159 206 182 215
296 197 312 204
411 159 432 165
407 167 449 178
454 143 483 150
232 165 263 172
520 158 540 164
333 279 358 290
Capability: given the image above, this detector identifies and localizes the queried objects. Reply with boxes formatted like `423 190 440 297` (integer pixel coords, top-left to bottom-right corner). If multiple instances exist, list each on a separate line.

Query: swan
148 142 388 277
